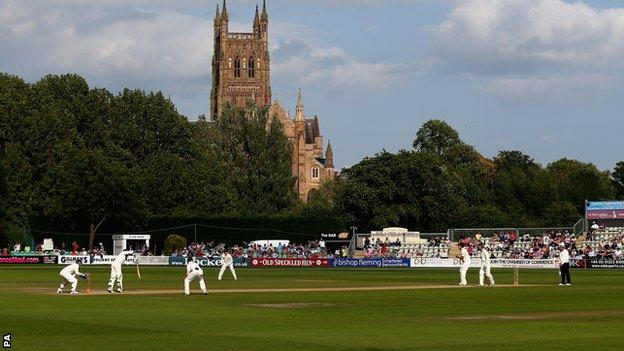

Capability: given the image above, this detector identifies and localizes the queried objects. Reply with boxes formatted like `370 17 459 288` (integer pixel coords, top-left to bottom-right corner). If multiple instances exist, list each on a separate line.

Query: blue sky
1 0 623 171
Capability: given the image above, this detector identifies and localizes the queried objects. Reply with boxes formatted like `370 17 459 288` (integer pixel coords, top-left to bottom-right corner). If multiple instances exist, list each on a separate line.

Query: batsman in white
184 257 208 295
218 250 237 280
456 242 471 286
107 248 135 293
478 243 495 287
57 258 87 295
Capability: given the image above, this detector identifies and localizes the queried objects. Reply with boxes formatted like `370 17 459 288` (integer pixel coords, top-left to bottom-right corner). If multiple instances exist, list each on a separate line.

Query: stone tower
210 0 272 119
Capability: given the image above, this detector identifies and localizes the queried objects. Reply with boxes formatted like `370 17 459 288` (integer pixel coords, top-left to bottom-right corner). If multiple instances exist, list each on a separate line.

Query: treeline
0 73 311 248
324 120 624 232
2 73 624 246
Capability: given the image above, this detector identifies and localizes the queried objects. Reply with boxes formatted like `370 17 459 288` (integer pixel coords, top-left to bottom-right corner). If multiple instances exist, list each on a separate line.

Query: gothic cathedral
210 1 336 202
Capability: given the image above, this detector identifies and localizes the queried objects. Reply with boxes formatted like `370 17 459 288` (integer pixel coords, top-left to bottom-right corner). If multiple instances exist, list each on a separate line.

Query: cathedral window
248 56 255 78
234 57 241 78
312 167 320 179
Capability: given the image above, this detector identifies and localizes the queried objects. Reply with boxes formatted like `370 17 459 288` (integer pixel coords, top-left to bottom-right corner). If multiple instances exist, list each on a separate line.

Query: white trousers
184 271 207 295
459 263 470 285
108 263 123 290
479 265 495 285
218 264 237 280
59 272 78 292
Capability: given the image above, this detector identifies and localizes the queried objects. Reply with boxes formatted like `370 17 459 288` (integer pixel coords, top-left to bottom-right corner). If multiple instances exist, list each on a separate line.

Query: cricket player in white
218 251 237 280
107 249 134 293
57 259 87 294
184 257 208 295
478 244 495 287
457 243 471 286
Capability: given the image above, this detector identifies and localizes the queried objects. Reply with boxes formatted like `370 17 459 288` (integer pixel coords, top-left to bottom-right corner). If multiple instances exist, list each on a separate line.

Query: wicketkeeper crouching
57 258 88 295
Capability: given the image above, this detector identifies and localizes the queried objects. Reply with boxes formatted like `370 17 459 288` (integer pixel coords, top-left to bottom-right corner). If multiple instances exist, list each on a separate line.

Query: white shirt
559 249 570 264
461 248 471 264
319 240 326 248
113 250 134 265
60 263 81 276
221 253 233 266
591 223 599 230
480 249 491 266
186 261 203 274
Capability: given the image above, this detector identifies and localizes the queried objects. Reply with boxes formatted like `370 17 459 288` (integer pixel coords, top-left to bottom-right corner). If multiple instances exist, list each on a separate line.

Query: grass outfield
1 266 623 351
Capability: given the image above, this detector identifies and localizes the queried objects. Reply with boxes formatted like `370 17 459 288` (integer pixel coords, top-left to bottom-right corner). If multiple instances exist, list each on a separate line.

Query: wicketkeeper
57 259 87 295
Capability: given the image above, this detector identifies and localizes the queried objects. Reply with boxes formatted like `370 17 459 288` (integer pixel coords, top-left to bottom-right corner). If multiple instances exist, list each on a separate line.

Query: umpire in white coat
558 244 571 286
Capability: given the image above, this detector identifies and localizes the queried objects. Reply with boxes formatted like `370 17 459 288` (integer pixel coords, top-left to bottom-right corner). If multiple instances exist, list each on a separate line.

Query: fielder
218 251 237 280
107 249 135 293
57 259 87 295
478 244 495 287
184 257 208 295
456 243 471 286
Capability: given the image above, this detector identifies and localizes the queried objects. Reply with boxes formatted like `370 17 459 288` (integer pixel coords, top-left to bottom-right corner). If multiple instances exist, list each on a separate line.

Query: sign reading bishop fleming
586 201 624 220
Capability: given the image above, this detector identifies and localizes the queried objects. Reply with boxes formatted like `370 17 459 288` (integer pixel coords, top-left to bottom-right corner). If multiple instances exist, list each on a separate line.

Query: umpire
558 244 571 286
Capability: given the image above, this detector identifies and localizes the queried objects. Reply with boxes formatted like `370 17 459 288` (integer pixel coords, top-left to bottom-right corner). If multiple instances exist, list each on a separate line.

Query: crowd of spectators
1 241 153 257
582 229 624 260
460 230 579 259
170 239 345 259
362 236 450 258
4 227 624 261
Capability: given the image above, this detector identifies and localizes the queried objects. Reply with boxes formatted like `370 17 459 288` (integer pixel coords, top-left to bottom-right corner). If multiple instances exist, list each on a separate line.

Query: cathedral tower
210 0 272 119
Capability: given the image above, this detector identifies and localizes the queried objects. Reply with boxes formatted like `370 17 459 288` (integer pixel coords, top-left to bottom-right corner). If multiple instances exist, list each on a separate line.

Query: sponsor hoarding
169 256 248 267
586 201 624 219
0 256 44 264
88 255 137 265
585 259 624 269
330 258 383 268
58 255 90 264
329 258 411 268
0 255 57 264
409 258 558 269
249 258 329 268
382 258 411 267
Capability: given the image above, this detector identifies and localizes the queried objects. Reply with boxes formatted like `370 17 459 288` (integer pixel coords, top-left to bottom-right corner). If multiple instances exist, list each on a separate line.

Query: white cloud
272 41 408 92
430 0 624 99
484 73 617 100
0 0 410 117
432 0 624 73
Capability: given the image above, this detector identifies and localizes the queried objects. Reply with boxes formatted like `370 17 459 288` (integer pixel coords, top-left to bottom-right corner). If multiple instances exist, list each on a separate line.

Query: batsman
107 248 135 293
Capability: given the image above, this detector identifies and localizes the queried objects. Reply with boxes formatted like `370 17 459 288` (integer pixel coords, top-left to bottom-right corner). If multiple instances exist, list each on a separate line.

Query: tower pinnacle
295 88 305 121
222 0 228 21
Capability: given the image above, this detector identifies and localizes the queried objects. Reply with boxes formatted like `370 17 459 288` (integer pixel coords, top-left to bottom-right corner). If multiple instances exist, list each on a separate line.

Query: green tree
613 162 624 199
140 152 235 217
413 119 461 154
210 102 297 214
492 150 557 225
547 158 614 212
40 148 148 249
338 150 465 231
542 201 581 227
